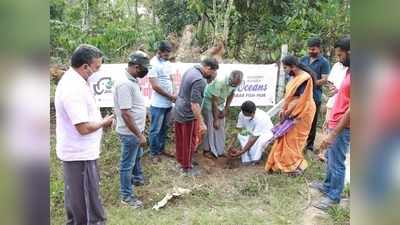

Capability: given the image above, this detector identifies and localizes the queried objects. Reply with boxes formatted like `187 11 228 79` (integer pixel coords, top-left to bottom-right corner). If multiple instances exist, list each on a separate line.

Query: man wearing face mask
201 70 243 159
113 51 150 208
174 57 219 176
228 101 274 165
300 37 331 153
55 44 114 225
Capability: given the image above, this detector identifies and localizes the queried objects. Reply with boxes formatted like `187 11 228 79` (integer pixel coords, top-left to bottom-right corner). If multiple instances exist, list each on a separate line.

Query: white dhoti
238 131 273 164
202 109 225 157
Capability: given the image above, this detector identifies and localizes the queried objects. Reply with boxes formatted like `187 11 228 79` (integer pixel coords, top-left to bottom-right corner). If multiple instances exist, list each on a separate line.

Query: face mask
137 66 148 78
228 78 238 87
342 54 350 67
84 64 94 77
243 115 253 121
202 72 211 79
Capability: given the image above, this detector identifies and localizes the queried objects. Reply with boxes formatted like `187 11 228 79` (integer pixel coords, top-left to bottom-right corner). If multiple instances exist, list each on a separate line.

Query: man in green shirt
201 70 243 158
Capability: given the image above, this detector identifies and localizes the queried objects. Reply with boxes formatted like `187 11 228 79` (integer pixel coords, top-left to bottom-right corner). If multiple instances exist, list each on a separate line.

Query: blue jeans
149 106 171 156
323 128 350 203
118 134 144 199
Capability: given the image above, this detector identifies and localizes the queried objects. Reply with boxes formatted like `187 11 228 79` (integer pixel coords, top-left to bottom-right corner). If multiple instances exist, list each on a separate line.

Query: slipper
287 168 304 177
203 151 215 159
161 151 175 158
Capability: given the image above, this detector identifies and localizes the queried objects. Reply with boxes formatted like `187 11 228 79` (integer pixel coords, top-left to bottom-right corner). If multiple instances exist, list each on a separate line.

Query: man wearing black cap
113 51 150 208
148 41 176 164
300 37 331 152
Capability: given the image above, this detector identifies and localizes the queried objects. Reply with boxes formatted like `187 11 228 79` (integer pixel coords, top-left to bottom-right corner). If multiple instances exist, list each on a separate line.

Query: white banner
88 63 278 107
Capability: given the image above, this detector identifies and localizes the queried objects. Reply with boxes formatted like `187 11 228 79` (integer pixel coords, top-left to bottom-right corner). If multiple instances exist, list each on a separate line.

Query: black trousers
63 160 106 225
306 102 321 150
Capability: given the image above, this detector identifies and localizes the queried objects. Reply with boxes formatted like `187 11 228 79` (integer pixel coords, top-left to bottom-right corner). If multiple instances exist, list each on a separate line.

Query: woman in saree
265 55 316 176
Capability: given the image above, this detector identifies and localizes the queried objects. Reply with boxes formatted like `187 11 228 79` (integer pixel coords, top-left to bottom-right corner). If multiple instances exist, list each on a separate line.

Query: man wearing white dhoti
231 101 274 164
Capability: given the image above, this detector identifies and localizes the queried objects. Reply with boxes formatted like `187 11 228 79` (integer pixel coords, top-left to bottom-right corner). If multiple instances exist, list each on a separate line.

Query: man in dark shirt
300 37 331 152
174 58 219 176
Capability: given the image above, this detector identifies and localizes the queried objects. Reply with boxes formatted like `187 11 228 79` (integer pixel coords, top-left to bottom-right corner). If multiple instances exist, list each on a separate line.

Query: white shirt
237 109 273 136
236 108 274 163
148 56 174 108
327 62 348 108
55 68 103 161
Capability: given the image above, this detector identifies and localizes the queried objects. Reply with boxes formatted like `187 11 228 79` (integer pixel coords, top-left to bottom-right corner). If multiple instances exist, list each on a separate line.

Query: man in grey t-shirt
174 58 219 176
113 51 150 208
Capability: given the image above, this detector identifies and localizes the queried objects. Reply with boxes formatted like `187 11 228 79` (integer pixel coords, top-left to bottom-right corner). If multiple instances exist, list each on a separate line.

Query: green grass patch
51 126 348 225
327 206 350 225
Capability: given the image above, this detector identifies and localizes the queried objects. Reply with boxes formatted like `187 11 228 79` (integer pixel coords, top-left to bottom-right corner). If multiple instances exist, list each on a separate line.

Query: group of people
55 35 350 224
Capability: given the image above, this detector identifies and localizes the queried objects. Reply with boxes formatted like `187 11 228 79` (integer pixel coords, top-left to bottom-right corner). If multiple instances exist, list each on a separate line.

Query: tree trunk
198 14 206 45
134 0 139 28
81 0 90 32
125 0 132 17
212 0 217 44
222 0 234 45
151 0 156 25
234 16 245 59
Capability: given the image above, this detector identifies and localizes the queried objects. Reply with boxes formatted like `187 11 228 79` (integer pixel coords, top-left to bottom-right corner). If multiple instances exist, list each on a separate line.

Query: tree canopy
50 0 349 64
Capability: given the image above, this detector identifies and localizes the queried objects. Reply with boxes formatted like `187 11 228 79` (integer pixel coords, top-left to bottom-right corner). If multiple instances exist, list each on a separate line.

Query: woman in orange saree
266 55 316 176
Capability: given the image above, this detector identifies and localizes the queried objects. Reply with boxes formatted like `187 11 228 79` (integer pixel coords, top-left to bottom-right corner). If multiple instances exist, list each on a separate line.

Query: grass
327 206 350 225
50 110 349 225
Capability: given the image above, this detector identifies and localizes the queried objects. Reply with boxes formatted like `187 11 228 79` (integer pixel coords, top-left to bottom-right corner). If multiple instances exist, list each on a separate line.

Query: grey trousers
63 160 106 225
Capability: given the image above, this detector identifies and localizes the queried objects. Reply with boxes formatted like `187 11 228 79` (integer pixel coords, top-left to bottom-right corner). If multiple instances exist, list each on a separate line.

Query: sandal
203 151 215 159
287 168 304 177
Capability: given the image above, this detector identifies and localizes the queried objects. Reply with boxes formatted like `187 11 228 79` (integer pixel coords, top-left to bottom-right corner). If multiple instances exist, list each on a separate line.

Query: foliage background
50 0 350 65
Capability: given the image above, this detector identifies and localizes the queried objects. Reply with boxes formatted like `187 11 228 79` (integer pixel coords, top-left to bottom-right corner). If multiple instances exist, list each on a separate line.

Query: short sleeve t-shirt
55 68 103 161
326 62 348 108
300 55 331 103
148 56 173 108
328 70 350 129
174 66 207 122
236 109 273 137
202 75 236 111
113 71 147 135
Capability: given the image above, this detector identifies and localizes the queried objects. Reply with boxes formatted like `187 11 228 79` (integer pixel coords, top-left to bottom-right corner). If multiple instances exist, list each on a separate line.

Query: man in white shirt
229 101 274 164
325 62 348 122
320 62 348 161
148 41 176 163
55 44 113 225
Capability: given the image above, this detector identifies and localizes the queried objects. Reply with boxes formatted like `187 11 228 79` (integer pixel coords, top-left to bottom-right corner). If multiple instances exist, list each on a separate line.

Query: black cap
128 51 150 68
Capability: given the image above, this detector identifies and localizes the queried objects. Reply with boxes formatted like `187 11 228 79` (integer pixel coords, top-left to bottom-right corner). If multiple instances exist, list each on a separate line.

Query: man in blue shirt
300 37 331 152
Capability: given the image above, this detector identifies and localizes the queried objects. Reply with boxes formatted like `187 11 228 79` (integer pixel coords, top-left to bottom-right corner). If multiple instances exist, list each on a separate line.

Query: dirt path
302 189 330 225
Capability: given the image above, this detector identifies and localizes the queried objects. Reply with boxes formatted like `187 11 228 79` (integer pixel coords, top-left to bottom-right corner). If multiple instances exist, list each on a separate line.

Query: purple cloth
271 118 295 139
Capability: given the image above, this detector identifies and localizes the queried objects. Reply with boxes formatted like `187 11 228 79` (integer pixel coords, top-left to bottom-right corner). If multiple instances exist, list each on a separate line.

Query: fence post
277 44 288 102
